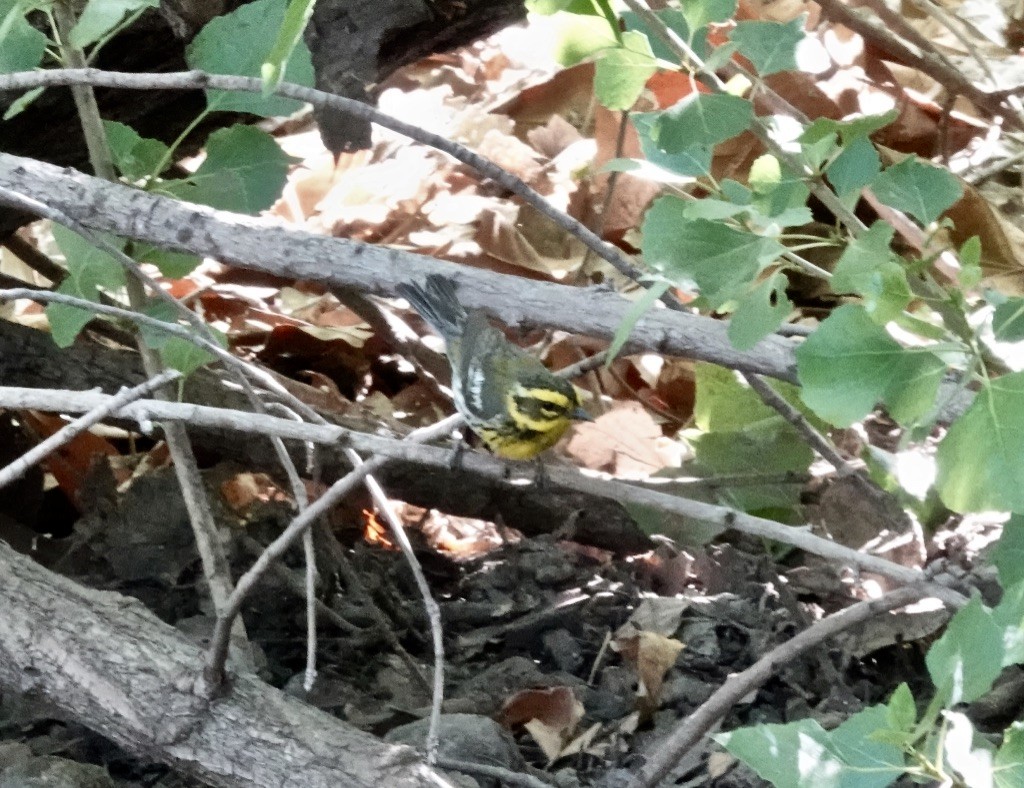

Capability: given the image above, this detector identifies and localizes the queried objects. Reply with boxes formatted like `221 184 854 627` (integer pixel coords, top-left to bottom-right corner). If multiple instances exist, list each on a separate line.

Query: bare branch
0 154 800 381
0 386 967 607
626 585 942 788
0 370 179 489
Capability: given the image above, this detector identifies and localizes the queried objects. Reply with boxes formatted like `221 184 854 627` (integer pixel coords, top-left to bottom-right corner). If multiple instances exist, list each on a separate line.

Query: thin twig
0 386 968 609
740 373 856 476
435 757 555 788
201 414 461 691
346 448 445 765
813 0 1024 132
2 233 68 284
0 370 179 489
236 534 365 636
51 5 251 669
0 68 664 302
626 584 942 788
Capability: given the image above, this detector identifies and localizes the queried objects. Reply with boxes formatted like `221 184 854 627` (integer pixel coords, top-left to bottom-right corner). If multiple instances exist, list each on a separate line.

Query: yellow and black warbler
397 275 590 460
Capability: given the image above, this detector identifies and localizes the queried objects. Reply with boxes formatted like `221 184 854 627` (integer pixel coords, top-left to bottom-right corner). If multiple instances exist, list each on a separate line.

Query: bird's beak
570 406 592 422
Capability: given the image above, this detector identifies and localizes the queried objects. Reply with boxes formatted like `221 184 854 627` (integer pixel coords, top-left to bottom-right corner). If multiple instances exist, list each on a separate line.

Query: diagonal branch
0 153 800 381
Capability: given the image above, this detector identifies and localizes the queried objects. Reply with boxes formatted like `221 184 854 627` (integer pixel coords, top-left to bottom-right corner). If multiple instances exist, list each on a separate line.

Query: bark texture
0 153 801 381
0 540 444 788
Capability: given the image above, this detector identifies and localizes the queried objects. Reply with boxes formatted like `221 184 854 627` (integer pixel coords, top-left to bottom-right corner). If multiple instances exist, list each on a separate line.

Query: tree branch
0 152 799 381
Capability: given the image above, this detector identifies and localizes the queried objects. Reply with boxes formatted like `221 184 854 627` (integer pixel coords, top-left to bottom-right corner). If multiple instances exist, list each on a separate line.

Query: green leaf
52 224 126 297
926 596 1004 705
936 372 1024 513
655 93 754 152
716 710 904 788
961 235 982 267
886 683 916 732
960 236 983 289
871 156 963 226
728 272 792 350
993 297 1024 342
992 517 1024 590
826 135 880 197
996 722 1024 788
831 222 911 324
827 704 907 786
689 363 813 513
729 17 806 76
717 719 837 788
135 246 200 278
46 279 97 348
595 30 657 110
622 9 692 62
103 120 171 181
643 196 785 307
186 0 315 116
137 300 179 350
2 86 44 120
631 112 713 178
679 0 736 37
681 198 749 220
160 336 217 378
748 153 781 193
607 280 671 363
261 0 316 92
0 0 48 73
549 12 618 66
622 499 725 547
746 160 810 225
943 711 995 788
527 0 599 13
796 304 945 427
70 0 159 48
800 111 898 146
992 580 1024 665
164 125 293 214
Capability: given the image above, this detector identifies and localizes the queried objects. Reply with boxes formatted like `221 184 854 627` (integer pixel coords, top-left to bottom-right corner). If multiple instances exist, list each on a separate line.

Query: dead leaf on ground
614 630 685 715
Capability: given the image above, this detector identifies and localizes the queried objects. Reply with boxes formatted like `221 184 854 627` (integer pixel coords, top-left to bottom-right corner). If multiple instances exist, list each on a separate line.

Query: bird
396 275 590 460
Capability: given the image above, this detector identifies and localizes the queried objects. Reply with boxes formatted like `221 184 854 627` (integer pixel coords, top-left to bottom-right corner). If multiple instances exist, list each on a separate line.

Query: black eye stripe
512 396 564 419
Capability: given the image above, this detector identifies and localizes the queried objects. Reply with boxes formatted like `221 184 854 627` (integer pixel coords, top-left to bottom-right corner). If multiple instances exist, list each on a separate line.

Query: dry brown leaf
565 401 672 477
592 104 662 234
497 685 582 729
20 411 122 505
945 182 1024 294
476 206 587 279
618 597 691 637
475 128 544 183
527 114 584 159
615 631 685 713
707 751 736 778
220 472 290 516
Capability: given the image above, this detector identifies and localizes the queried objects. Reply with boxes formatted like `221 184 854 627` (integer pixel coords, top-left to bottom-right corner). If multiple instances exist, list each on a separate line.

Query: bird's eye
539 403 560 417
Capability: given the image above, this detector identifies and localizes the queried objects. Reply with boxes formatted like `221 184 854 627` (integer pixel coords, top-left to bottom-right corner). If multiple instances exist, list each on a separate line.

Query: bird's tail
396 275 468 341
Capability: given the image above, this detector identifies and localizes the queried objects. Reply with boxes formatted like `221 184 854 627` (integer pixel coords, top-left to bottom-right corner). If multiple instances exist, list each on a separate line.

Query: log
0 540 444 787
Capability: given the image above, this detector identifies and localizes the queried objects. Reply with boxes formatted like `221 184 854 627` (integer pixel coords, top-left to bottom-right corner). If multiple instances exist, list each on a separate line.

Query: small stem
51 3 116 181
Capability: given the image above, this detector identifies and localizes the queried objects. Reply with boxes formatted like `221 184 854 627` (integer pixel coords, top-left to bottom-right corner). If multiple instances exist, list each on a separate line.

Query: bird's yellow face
472 382 586 460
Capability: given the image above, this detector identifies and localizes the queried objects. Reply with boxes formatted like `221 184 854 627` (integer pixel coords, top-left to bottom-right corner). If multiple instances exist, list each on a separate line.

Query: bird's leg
532 456 549 490
448 430 468 471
